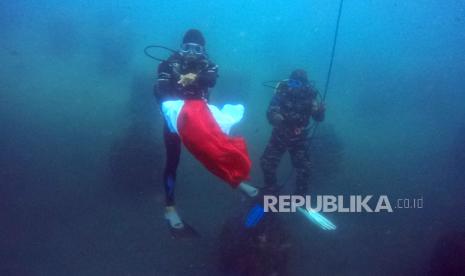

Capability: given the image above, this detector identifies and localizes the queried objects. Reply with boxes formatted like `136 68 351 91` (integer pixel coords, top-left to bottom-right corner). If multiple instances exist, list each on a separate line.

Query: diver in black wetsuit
154 29 218 229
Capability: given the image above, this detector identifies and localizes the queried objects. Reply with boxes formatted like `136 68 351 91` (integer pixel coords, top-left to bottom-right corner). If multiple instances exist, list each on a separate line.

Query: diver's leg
163 123 181 206
260 131 286 195
162 123 183 228
289 136 311 196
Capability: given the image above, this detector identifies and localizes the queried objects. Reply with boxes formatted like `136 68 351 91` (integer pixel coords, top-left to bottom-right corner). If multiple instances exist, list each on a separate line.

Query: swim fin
297 207 336 231
167 221 200 240
243 204 337 231
244 203 265 228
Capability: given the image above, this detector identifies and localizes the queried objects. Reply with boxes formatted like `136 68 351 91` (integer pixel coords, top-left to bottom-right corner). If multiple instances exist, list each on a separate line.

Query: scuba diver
152 29 257 237
261 69 326 197
244 69 335 232
154 29 257 235
154 29 218 231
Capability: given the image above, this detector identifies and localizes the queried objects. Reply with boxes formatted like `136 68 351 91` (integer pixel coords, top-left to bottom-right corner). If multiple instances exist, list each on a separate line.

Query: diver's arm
196 61 218 88
155 60 174 104
266 87 285 126
311 98 326 122
305 86 325 122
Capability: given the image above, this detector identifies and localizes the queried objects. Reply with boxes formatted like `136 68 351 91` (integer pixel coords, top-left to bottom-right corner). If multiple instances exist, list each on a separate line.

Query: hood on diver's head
182 29 205 46
180 29 206 61
289 69 308 83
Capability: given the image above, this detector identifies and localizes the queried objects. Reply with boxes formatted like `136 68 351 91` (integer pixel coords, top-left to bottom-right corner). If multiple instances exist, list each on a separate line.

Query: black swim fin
167 221 200 240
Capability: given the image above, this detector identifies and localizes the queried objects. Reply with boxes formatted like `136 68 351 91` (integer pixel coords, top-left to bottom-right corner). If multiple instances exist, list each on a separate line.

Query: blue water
1 1 465 275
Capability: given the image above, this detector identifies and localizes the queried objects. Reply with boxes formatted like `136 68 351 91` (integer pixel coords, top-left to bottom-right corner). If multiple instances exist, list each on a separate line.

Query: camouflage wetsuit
260 80 324 196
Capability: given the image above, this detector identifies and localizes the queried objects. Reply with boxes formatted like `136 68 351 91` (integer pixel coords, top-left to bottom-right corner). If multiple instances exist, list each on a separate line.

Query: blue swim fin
243 204 336 231
244 203 265 228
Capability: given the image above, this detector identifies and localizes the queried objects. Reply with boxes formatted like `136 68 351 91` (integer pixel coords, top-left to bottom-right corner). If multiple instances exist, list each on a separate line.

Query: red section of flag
177 100 251 187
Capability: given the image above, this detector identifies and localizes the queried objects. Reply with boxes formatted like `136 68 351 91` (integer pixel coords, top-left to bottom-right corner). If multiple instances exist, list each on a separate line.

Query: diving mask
287 79 303 89
180 43 205 56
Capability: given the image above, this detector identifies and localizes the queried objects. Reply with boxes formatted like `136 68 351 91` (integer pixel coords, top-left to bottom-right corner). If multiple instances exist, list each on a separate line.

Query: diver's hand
178 73 198 87
271 113 284 125
312 101 326 114
311 101 319 113
313 102 326 122
294 127 303 135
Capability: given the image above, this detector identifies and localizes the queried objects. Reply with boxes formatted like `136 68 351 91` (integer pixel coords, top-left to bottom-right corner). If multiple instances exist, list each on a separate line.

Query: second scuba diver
260 69 326 196
244 69 335 231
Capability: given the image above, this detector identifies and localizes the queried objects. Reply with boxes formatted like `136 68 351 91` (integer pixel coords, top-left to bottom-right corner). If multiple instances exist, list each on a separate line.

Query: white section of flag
161 100 244 134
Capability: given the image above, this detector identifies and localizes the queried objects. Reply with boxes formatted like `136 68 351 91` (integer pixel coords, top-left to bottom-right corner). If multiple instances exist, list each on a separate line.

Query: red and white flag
161 99 251 187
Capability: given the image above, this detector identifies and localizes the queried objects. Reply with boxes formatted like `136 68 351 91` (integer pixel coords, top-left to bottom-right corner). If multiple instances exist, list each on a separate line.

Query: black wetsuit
154 52 218 206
